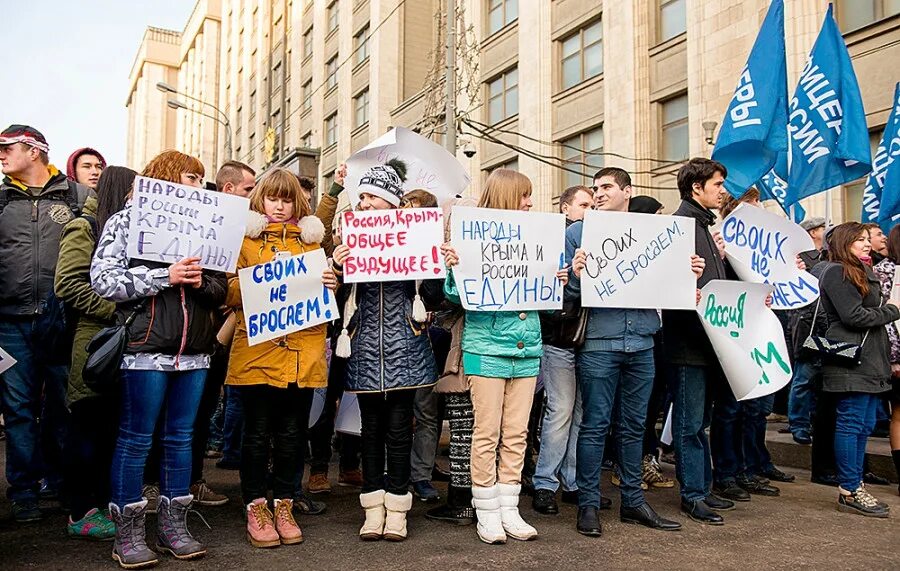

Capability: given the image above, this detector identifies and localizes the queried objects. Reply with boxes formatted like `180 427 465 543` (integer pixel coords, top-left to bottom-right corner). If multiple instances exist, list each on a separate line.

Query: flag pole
824 190 832 225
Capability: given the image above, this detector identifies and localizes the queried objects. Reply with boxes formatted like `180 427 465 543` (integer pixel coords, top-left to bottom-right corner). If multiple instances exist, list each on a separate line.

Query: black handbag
83 307 142 392
801 268 870 367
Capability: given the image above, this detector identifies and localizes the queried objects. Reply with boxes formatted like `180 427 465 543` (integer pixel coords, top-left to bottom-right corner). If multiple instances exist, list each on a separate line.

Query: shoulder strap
64 181 83 217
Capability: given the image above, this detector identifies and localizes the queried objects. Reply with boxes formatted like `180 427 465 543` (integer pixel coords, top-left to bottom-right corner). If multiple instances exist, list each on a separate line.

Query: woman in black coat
818 222 898 517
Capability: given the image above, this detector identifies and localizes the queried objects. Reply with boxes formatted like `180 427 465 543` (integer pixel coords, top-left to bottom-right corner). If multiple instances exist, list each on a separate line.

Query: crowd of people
0 122 897 569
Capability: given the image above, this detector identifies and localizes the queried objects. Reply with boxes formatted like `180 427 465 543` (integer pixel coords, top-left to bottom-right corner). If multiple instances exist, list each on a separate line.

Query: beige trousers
468 375 537 488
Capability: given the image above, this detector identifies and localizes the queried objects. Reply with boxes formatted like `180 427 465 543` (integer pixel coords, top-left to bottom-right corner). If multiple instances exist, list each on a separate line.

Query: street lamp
158 83 233 161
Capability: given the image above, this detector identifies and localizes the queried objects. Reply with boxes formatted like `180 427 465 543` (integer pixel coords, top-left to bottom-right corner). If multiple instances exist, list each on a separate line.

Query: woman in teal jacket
442 169 568 545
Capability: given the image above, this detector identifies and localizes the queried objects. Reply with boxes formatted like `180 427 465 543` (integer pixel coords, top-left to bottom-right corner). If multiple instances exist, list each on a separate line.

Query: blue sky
2 1 196 168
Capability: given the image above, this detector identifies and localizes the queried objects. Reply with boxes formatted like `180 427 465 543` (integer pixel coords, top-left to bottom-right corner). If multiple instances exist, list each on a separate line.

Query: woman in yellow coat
225 168 337 548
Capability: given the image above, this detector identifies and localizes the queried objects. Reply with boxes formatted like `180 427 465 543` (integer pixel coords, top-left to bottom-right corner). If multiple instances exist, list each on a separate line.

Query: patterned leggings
446 392 474 488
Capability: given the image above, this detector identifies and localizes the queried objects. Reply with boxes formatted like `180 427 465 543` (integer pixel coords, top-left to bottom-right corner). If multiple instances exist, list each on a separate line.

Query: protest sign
450 206 565 311
721 203 819 310
335 392 361 436
238 249 339 346
344 127 471 206
127 176 249 273
579 210 697 309
341 207 446 282
698 280 793 401
0 346 16 375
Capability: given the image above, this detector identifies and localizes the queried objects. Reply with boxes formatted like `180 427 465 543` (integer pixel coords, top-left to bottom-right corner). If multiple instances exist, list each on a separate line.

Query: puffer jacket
0 166 91 316
53 197 116 403
339 277 444 393
226 212 329 389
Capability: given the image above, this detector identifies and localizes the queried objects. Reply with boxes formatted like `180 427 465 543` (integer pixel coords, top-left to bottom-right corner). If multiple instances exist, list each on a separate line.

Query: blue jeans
0 313 69 502
221 385 244 464
711 379 743 484
673 365 715 502
533 345 581 493
788 359 819 433
110 368 207 506
576 348 654 509
834 392 879 491
743 394 775 476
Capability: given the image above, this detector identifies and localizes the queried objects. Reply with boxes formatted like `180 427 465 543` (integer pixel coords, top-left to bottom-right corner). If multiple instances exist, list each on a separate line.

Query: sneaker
190 481 229 506
68 507 115 541
11 498 42 523
610 465 649 491
641 454 675 489
838 486 890 518
412 480 441 503
142 484 159 514
307 473 332 494
339 469 364 487
292 491 327 515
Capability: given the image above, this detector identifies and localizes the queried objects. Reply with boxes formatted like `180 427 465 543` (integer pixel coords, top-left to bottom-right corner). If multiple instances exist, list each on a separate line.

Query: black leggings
358 390 416 495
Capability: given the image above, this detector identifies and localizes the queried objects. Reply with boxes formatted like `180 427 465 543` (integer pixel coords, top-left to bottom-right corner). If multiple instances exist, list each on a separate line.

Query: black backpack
0 179 83 218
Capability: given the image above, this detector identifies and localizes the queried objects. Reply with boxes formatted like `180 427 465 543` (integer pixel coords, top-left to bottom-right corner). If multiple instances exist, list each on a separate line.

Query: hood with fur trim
244 210 325 244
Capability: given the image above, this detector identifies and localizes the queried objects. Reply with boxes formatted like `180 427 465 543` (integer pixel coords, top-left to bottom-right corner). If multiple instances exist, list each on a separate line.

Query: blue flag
712 0 787 199
756 153 806 223
784 4 871 207
861 83 900 231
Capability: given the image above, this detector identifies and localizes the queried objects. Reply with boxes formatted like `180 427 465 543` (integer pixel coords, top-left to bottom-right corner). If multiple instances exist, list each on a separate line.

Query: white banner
127 176 249 273
341 208 446 282
721 203 819 310
698 280 793 401
238 249 339 346
0 346 16 375
345 127 471 206
580 210 697 309
450 206 565 311
335 392 361 436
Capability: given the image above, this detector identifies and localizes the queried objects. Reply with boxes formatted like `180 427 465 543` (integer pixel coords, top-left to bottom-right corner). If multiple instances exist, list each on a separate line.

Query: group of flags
711 1 900 231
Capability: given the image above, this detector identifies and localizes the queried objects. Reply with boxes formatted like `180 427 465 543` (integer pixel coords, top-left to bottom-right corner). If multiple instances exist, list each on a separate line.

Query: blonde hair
478 168 532 211
248 168 311 219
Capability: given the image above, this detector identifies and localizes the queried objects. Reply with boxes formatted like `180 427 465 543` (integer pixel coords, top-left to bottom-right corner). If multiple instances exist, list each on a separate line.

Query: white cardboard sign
722 203 819 310
334 392 362 436
698 280 793 401
450 206 565 311
127 176 249 273
580 210 697 309
341 208 446 282
238 249 339 346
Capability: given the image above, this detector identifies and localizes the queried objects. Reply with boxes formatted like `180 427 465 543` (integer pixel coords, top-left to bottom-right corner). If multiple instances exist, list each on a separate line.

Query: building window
659 0 686 42
487 67 518 124
325 56 338 90
302 80 313 111
836 0 900 31
249 89 257 118
487 0 518 35
324 113 338 146
355 25 369 65
561 126 604 191
560 20 602 91
302 28 313 59
236 106 243 130
661 94 689 161
323 169 335 191
354 89 369 128
327 1 339 33
273 61 283 91
301 131 312 148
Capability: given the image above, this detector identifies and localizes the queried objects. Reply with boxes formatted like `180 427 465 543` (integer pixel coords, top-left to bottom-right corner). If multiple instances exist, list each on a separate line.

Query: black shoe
713 480 751 502
576 506 602 537
292 491 327 515
703 494 736 512
737 475 780 497
680 499 724 525
761 467 796 483
791 430 812 445
600 496 612 510
532 489 559 515
811 472 840 487
426 486 475 525
620 503 681 531
863 472 890 486
561 490 579 505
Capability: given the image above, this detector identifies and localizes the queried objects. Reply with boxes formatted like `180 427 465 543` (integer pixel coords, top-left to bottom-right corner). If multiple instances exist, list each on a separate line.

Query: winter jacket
788 262 829 360
818 261 899 394
0 166 92 316
444 269 542 378
564 220 660 354
662 199 729 367
54 197 116 403
314 190 340 257
874 257 900 366
90 206 227 369
225 212 329 389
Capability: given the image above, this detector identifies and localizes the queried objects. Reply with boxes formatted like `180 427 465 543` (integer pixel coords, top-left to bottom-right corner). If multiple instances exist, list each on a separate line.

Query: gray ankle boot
109 500 159 569
156 495 207 560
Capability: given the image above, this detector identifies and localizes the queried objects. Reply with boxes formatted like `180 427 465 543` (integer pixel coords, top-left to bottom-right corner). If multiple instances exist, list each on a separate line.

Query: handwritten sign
127 176 249 273
341 208 446 282
238 249 339 346
0 346 16 375
722 203 819 310
698 280 793 401
580 210 697 309
345 127 471 206
451 206 564 311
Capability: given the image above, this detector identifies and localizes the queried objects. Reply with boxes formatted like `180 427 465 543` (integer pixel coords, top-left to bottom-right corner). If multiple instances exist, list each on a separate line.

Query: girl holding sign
441 169 569 544
224 169 336 548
